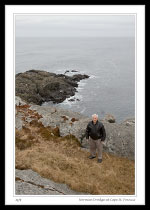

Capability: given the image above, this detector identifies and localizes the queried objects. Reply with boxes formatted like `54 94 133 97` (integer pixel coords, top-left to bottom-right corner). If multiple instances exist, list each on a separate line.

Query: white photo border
5 5 145 205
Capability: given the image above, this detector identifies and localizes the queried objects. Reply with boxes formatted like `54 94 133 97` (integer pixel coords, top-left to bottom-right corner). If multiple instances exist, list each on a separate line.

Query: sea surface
15 37 135 123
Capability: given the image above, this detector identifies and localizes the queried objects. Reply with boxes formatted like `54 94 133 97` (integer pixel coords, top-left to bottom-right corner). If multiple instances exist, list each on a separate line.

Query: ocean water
15 37 135 123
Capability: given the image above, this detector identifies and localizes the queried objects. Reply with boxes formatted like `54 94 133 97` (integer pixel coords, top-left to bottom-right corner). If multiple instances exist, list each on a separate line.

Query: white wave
61 99 72 106
42 101 55 107
89 75 99 79
60 93 83 106
77 85 86 91
79 81 86 86
76 80 87 91
55 69 65 74
75 94 83 100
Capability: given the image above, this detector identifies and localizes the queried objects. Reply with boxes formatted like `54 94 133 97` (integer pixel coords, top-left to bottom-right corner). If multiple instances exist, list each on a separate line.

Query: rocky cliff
15 96 135 195
16 95 135 160
15 70 135 195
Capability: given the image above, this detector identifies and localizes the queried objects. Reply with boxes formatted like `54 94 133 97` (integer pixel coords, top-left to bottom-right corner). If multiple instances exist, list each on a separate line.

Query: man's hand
101 141 106 146
86 138 89 144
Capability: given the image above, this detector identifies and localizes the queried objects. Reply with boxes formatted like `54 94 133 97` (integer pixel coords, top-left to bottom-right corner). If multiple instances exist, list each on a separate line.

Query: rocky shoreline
16 96 135 160
15 96 135 195
15 69 135 195
15 69 89 105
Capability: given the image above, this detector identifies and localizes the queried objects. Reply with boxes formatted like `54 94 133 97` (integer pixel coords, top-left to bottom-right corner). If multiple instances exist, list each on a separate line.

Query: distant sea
15 37 135 123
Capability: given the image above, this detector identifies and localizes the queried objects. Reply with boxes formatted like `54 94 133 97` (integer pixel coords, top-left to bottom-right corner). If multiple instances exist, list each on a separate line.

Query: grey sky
15 15 135 37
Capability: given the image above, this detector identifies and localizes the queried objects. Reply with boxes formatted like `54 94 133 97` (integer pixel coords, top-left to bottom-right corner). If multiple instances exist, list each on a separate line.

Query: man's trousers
89 137 103 159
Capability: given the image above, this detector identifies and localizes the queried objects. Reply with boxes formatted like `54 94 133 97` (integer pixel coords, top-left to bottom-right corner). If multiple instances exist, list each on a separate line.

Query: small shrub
21 117 26 121
30 120 43 128
38 127 52 141
61 134 81 147
22 126 31 133
17 104 30 109
52 126 60 137
28 134 35 140
61 116 69 121
71 118 78 122
15 136 33 150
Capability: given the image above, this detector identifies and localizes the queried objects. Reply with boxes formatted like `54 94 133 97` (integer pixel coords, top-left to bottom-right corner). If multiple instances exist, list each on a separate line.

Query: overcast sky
15 15 135 37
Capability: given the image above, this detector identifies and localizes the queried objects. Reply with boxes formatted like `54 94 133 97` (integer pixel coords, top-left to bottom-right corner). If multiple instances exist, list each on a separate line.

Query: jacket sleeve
85 123 90 139
101 125 106 141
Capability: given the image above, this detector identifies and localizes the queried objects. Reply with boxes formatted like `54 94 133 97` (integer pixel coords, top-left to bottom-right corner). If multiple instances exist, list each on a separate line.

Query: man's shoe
88 155 96 159
98 159 102 163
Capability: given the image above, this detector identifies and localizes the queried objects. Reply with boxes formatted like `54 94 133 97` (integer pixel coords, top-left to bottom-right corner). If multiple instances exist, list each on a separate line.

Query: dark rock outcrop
15 70 90 105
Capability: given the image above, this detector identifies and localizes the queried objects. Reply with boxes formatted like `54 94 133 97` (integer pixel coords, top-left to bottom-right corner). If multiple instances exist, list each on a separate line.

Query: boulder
103 114 116 123
71 70 78 72
102 121 135 159
15 96 27 106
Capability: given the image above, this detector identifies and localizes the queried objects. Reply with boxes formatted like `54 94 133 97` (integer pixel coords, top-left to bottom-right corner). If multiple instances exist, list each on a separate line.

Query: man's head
92 114 98 124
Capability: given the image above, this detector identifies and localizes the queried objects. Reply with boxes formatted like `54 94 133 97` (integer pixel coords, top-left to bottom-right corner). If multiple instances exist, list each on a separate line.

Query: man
85 114 106 163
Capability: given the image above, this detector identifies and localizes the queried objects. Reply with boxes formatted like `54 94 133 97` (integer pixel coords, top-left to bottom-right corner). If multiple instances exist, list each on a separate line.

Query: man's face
92 116 98 124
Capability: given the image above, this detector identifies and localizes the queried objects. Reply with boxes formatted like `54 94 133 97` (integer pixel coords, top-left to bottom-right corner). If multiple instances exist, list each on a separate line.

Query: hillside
15 96 135 195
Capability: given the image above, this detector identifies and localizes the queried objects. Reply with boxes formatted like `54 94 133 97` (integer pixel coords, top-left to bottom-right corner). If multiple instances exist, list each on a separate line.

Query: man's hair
92 114 98 119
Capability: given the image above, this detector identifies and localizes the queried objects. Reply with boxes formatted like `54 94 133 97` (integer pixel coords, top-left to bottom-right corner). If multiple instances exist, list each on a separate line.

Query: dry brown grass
15 105 134 194
15 121 135 195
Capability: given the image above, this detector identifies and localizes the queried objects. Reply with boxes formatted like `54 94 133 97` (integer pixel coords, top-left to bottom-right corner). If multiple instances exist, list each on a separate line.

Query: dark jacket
85 120 106 141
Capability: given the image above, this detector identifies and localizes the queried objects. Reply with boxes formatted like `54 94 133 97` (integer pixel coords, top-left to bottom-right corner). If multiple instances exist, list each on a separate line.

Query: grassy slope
15 105 135 195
